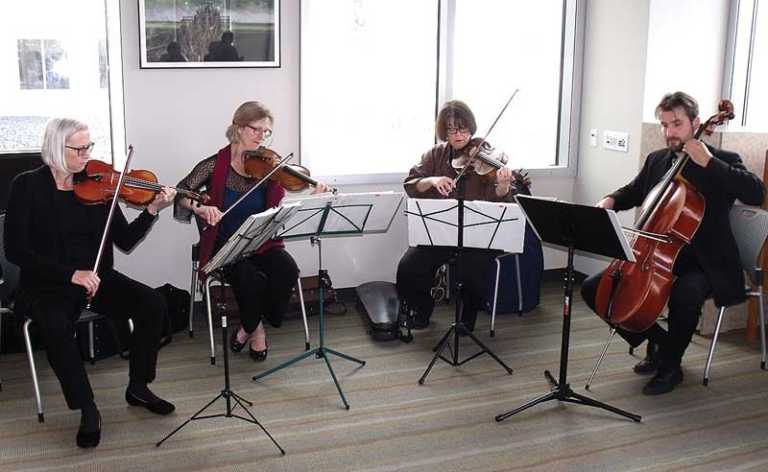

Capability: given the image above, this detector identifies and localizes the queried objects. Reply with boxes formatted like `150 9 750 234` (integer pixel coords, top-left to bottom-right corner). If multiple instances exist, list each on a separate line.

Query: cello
593 100 735 333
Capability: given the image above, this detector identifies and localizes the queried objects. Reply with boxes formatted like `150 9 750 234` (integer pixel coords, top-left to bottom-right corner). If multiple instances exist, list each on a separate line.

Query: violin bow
452 88 520 186
87 145 135 308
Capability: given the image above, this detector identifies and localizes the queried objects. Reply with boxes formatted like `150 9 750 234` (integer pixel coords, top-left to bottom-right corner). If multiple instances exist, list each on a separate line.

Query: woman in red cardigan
175 101 329 362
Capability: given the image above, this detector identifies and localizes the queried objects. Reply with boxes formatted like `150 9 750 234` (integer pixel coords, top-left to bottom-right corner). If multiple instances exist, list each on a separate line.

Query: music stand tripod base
252 238 366 410
494 196 641 424
156 311 285 453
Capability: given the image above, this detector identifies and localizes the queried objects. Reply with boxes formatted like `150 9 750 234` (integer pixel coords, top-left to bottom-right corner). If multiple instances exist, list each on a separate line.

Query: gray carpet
1 282 768 471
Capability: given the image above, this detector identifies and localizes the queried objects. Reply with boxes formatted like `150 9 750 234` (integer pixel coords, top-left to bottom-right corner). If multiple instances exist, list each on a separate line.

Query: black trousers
396 246 500 330
580 257 712 369
25 270 166 410
224 247 299 334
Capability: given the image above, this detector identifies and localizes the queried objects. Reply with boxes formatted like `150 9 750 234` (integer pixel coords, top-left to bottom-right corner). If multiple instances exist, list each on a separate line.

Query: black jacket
609 146 766 307
3 165 157 295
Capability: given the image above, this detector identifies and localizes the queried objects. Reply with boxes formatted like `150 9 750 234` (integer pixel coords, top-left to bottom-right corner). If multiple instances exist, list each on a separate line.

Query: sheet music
406 198 526 253
280 191 404 238
203 203 300 274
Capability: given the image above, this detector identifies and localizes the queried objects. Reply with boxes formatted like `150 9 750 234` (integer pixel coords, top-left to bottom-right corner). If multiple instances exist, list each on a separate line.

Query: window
0 1 125 162
726 0 768 130
301 0 582 182
18 39 70 90
300 0 439 183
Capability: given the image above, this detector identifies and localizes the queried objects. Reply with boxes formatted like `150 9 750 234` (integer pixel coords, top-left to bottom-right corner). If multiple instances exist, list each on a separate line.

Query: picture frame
138 0 280 69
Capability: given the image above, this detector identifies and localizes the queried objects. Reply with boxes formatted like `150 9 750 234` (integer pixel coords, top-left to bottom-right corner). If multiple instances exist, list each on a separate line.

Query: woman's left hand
147 187 177 215
311 181 332 194
495 167 512 196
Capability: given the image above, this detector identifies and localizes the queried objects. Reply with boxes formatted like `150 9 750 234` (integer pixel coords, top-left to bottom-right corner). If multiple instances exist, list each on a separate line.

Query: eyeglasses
65 142 95 156
243 124 273 138
446 127 470 136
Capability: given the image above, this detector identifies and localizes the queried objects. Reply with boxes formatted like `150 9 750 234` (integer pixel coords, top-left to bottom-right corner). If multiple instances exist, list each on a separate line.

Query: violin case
355 281 401 341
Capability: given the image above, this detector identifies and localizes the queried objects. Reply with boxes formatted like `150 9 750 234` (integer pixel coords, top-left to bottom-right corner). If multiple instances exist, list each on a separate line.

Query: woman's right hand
193 204 223 226
72 270 100 298
428 176 456 197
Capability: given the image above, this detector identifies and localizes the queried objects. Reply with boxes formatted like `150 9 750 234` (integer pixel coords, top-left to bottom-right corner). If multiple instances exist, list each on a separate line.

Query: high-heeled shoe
249 338 268 362
230 327 250 353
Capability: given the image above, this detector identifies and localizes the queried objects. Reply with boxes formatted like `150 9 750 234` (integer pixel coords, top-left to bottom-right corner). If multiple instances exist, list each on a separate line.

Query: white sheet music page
406 198 525 253
281 191 404 238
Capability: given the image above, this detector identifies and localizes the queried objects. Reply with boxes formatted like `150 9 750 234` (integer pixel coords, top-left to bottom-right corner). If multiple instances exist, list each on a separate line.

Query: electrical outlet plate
603 130 629 152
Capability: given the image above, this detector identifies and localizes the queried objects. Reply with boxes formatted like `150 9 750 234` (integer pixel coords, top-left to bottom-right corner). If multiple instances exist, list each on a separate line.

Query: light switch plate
603 130 629 152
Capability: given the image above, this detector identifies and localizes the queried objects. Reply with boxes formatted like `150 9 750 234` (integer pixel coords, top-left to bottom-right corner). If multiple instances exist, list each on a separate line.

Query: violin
74 159 208 206
243 147 328 192
451 138 531 190
451 137 509 176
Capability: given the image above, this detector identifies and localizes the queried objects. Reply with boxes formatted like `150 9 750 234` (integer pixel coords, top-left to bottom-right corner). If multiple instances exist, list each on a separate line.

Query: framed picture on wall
138 0 280 69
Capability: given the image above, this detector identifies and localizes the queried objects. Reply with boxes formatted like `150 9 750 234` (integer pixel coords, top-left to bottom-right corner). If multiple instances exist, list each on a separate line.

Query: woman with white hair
3 118 177 448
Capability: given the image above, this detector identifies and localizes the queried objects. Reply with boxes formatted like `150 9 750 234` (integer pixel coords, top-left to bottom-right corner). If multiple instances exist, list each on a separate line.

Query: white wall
572 0 651 276
113 1 573 290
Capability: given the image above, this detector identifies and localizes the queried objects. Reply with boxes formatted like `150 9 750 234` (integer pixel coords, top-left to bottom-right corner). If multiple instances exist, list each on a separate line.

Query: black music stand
410 180 524 384
495 195 641 423
252 192 403 410
156 204 299 449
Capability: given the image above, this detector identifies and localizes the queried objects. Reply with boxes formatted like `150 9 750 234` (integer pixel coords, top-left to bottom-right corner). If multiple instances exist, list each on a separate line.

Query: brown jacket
403 143 520 202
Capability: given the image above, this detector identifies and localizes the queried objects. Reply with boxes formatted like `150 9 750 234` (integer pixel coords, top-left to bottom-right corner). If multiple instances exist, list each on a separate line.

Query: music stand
406 192 525 384
252 191 403 410
494 195 641 423
156 204 299 449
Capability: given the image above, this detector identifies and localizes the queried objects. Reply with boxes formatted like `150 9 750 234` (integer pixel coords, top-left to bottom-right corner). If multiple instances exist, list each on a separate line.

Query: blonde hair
225 101 274 144
41 118 88 172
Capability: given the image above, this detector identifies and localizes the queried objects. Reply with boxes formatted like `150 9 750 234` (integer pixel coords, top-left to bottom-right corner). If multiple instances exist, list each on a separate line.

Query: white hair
41 118 88 172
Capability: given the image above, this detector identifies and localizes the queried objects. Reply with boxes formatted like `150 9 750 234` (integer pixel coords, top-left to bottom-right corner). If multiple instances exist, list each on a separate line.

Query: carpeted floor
1 281 768 471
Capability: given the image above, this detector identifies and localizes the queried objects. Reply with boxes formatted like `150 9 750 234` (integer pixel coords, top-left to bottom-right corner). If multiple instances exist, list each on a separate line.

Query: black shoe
126 389 176 415
249 341 268 362
633 342 659 375
76 410 101 449
411 313 430 330
230 328 249 353
642 366 683 395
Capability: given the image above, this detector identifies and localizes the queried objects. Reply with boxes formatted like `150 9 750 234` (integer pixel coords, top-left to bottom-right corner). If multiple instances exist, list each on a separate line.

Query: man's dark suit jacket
609 146 766 307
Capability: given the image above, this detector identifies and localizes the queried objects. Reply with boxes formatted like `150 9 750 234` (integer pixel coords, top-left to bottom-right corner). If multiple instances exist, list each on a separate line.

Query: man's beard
667 138 684 152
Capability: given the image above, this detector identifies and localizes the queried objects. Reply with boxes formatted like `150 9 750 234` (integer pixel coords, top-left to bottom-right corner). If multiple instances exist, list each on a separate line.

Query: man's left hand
683 139 712 168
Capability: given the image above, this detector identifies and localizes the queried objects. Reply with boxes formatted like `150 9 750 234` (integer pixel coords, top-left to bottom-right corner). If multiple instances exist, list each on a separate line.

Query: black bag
154 284 191 345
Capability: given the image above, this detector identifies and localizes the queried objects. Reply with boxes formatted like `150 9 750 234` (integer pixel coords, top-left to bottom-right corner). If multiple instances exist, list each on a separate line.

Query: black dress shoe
633 342 659 375
126 389 176 415
76 410 101 449
642 366 683 395
249 342 268 362
230 328 249 353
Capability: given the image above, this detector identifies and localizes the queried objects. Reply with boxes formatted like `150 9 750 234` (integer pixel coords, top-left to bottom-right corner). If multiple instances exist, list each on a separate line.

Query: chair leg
490 257 502 337
296 277 310 351
23 319 44 422
88 320 96 365
758 291 766 370
204 277 216 365
188 260 199 338
585 328 617 390
703 306 727 386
